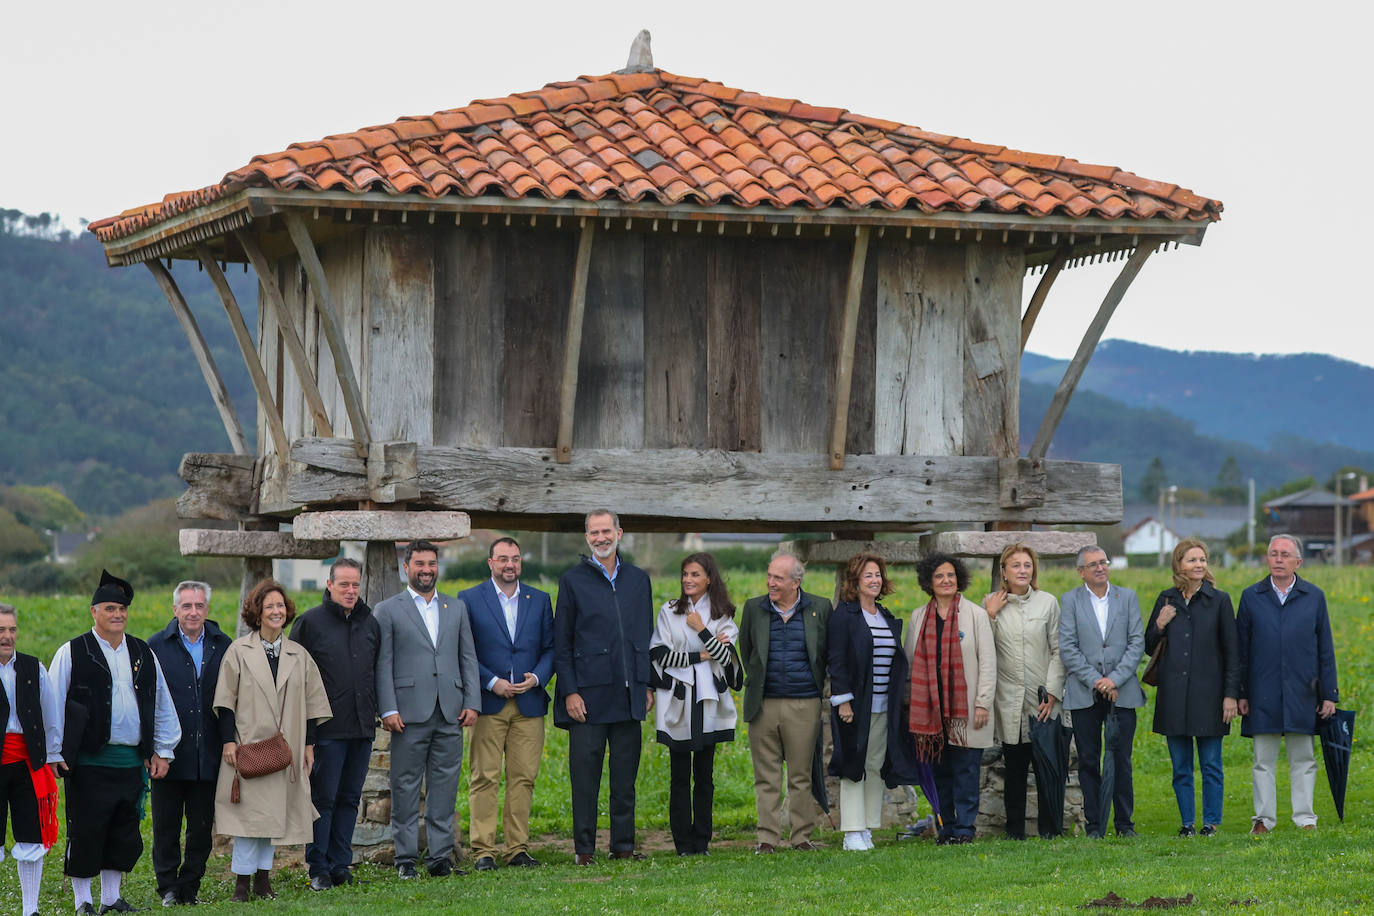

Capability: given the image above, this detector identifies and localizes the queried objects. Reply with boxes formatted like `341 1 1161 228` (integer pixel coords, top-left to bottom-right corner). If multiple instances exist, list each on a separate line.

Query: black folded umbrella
1028 687 1071 836
810 725 831 815
1318 708 1356 822
1096 691 1120 832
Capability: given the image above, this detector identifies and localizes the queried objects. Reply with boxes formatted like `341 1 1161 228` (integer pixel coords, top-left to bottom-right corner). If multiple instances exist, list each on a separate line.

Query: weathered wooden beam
920 530 1097 559
556 221 596 463
829 227 871 470
235 229 334 438
179 528 340 559
1020 246 1069 353
195 245 290 457
286 438 1124 528
368 441 419 503
1028 241 1159 460
999 457 1047 509
292 510 471 542
362 540 402 609
177 452 255 520
145 261 251 456
283 212 371 456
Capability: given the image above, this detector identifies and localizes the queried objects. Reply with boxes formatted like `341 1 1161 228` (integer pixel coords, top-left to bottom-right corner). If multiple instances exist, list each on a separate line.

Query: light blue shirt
179 626 205 673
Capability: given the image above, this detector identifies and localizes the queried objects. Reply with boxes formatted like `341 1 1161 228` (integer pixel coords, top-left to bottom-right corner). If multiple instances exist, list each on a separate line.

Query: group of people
0 514 1341 914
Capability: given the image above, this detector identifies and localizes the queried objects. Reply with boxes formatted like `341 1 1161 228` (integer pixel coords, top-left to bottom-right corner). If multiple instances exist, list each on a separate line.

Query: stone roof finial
620 29 653 74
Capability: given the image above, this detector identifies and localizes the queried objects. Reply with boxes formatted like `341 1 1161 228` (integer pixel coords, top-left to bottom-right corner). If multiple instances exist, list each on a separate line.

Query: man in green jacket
737 551 831 853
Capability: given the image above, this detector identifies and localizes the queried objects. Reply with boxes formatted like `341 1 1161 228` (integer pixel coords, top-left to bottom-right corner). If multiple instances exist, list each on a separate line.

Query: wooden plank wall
264 224 1022 468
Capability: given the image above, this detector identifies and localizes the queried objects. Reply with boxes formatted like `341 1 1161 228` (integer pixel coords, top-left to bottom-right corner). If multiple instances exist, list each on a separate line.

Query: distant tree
1211 456 1247 503
0 508 50 566
1323 466 1371 493
0 485 84 532
1139 456 1168 503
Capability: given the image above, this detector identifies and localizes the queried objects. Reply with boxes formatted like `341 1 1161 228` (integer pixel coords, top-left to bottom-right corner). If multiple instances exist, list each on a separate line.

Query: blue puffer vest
763 610 819 698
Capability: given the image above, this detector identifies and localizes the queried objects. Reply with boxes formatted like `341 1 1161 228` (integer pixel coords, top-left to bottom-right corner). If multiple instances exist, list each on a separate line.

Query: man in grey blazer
375 541 480 878
1059 545 1145 838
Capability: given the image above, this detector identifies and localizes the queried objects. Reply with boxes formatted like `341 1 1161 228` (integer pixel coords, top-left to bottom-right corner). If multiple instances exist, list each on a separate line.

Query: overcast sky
7 1 1368 367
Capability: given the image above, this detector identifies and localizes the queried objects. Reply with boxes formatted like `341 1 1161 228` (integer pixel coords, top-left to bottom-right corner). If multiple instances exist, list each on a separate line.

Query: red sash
1 733 59 848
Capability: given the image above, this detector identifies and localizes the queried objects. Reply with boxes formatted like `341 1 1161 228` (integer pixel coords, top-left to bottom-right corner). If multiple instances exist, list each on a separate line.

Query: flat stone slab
921 530 1097 558
292 510 471 542
178 528 340 559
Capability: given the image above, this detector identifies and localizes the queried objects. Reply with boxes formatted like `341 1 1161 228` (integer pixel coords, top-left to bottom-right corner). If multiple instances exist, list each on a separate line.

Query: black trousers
568 719 641 855
668 746 716 854
150 778 216 899
1002 741 1061 838
1071 704 1137 837
0 759 40 844
64 765 143 877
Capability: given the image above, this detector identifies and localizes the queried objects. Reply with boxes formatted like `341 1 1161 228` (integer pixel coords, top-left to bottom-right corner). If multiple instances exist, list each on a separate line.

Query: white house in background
1123 517 1180 559
273 541 366 594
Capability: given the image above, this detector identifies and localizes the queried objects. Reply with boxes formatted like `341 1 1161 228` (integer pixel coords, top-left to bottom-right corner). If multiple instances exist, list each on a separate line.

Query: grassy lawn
3 563 1370 914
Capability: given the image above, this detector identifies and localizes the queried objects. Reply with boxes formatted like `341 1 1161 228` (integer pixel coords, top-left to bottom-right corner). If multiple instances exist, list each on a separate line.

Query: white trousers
839 712 887 832
1252 733 1318 828
230 836 276 875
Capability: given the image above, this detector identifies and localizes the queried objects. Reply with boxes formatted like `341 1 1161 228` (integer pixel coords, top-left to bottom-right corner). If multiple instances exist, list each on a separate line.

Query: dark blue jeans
934 744 983 838
306 737 373 878
1167 735 1223 828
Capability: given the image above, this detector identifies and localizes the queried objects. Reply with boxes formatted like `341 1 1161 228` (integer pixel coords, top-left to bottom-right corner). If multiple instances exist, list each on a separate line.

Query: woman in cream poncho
649 552 742 856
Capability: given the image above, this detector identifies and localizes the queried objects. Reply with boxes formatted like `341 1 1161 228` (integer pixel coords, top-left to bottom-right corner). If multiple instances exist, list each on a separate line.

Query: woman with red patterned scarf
903 553 996 845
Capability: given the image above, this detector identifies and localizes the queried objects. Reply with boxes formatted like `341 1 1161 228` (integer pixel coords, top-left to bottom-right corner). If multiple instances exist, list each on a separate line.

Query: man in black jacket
553 510 654 865
290 558 380 890
146 581 231 906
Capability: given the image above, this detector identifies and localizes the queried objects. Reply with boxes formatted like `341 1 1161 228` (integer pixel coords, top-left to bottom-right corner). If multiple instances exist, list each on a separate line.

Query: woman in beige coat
214 579 331 901
983 543 1065 839
905 552 995 845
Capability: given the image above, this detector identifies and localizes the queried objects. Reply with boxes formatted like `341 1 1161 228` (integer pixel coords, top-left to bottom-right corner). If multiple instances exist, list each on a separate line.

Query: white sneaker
843 831 869 851
862 829 874 849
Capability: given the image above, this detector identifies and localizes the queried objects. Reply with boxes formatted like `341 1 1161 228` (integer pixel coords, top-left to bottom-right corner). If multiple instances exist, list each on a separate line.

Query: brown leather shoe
754 842 775 854
252 869 276 899
231 875 251 903
792 841 822 851
574 853 595 866
1250 821 1270 835
609 850 646 860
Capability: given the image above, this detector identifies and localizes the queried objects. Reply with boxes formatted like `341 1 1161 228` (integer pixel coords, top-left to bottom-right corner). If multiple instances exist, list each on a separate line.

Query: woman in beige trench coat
214 579 331 901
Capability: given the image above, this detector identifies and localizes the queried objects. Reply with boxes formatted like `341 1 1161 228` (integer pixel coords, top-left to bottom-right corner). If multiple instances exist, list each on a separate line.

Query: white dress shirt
0 655 63 763
1089 588 1111 640
49 630 181 762
408 586 440 646
493 578 520 642
1270 576 1295 605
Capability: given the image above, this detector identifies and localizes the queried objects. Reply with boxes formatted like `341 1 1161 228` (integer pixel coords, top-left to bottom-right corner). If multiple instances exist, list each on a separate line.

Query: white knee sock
71 875 93 908
18 858 43 913
100 869 123 906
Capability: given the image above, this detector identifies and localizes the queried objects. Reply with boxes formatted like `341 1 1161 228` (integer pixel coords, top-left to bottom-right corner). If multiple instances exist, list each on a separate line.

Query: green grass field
2 563 1370 914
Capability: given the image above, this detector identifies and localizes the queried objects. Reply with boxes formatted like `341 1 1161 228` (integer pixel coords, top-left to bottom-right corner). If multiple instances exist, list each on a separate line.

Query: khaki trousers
467 698 545 860
749 697 822 846
1252 733 1318 829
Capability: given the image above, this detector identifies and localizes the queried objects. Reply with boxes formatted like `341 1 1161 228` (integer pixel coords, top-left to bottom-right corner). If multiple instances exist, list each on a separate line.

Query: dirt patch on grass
1082 891 1196 909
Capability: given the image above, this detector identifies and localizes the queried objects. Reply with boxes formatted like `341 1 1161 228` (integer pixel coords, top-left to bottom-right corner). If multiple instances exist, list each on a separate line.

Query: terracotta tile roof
90 70 1222 243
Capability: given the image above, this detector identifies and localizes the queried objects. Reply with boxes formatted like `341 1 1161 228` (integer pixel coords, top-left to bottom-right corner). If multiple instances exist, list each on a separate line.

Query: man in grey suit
1058 546 1145 838
375 541 480 878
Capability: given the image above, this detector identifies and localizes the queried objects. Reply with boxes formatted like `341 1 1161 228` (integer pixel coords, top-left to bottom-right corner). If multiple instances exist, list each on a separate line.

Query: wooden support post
556 221 596 463
362 541 402 610
195 245 290 457
1020 246 1070 353
829 227 871 470
1028 241 1158 460
283 212 371 457
235 229 334 439
145 261 251 456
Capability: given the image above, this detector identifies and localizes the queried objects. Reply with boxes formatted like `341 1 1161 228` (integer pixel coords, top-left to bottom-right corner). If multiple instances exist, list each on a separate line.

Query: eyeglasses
1078 559 1111 570
1267 551 1298 560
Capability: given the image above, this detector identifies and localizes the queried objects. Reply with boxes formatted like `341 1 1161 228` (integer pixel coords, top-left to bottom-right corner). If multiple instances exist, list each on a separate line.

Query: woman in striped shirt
649 552 742 856
828 553 907 851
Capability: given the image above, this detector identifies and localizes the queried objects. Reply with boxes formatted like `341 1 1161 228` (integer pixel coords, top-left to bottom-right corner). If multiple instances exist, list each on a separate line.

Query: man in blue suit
459 537 554 871
1059 546 1145 838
